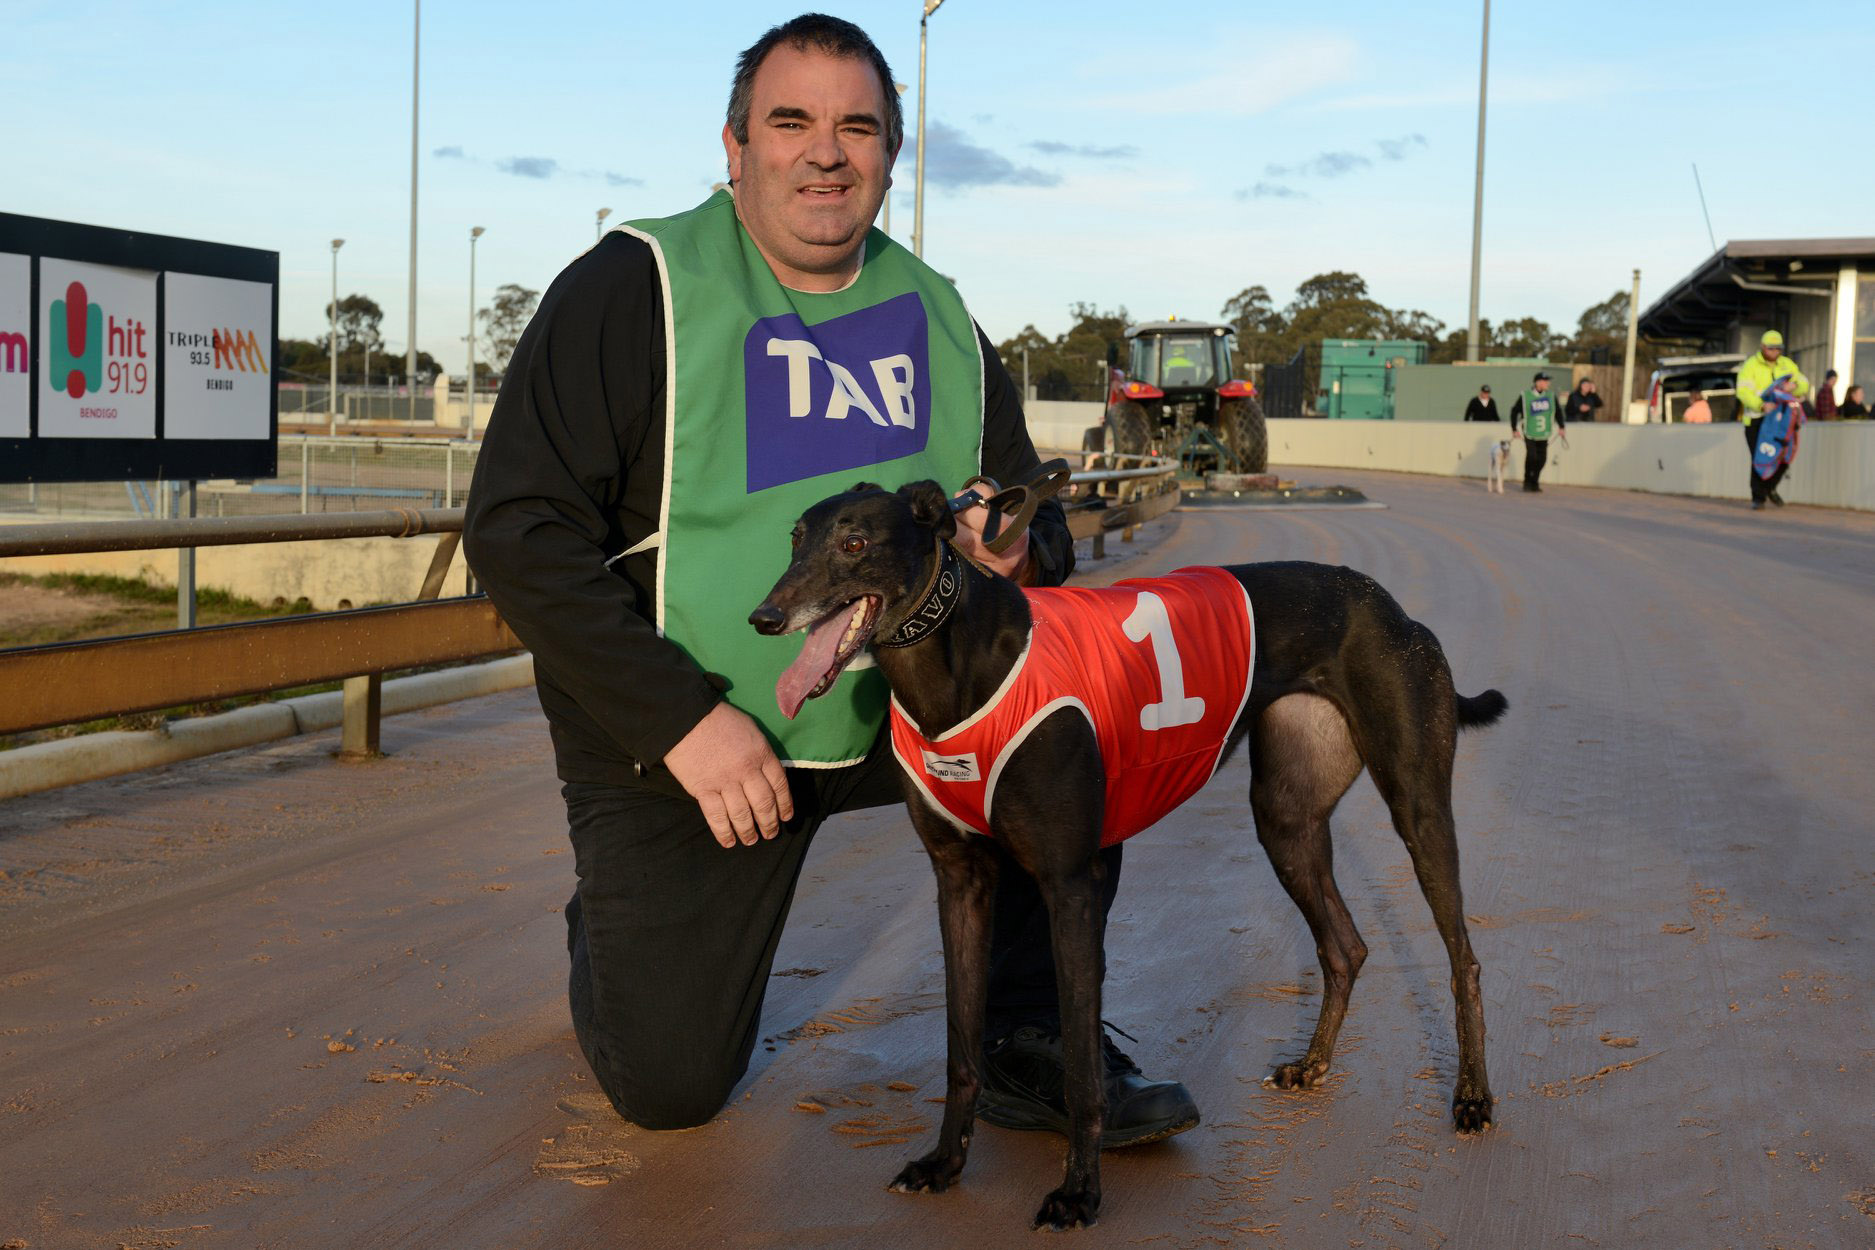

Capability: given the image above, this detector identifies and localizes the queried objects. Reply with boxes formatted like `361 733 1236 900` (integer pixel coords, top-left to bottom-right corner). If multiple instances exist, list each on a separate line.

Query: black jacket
1565 388 1603 424
463 231 1074 786
1464 396 1499 422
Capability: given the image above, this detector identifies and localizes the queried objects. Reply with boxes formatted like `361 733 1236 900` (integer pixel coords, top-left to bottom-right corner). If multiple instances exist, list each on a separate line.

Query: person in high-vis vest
1509 370 1567 492
463 15 1198 1147
1735 330 1810 509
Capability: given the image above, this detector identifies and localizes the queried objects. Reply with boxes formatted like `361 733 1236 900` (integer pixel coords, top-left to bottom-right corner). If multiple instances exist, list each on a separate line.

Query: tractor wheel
1220 396 1269 474
1105 400 1151 462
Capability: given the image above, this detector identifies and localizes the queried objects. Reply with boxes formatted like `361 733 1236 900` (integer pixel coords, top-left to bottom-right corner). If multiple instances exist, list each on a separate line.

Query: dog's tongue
776 607 852 720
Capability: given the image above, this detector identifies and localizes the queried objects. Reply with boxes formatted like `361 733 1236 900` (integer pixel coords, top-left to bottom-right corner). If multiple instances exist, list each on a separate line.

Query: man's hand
663 702 794 848
950 489 1034 582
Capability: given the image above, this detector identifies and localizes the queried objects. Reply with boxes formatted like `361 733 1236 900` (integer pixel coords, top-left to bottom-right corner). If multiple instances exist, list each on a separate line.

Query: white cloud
1091 33 1361 117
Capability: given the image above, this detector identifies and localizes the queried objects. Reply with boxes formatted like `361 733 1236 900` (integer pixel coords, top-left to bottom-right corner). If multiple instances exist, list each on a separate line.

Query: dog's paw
1032 1185 1100 1231
888 1153 962 1195
1262 1059 1330 1090
1452 1092 1495 1134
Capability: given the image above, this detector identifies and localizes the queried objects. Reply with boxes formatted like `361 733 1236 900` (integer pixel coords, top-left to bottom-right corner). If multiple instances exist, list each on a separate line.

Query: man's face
723 44 896 290
1764 345 1782 362
1535 379 1550 393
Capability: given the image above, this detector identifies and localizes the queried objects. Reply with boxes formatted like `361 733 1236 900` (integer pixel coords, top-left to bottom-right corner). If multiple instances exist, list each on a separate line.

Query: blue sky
8 0 1871 376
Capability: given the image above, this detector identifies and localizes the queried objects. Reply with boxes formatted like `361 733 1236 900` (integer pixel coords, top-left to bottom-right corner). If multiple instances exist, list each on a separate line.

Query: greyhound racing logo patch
922 750 980 782
743 292 931 492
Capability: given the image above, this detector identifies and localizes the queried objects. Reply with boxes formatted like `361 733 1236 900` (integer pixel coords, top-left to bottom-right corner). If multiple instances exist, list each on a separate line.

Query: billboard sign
0 213 278 483
0 252 28 440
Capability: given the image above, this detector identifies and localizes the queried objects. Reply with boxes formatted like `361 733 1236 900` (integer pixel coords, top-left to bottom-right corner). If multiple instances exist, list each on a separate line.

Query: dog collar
874 539 963 649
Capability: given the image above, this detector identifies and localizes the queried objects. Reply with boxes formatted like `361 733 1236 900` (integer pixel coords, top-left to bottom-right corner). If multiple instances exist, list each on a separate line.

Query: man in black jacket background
1565 378 1603 426
1463 384 1499 422
463 14 1197 1148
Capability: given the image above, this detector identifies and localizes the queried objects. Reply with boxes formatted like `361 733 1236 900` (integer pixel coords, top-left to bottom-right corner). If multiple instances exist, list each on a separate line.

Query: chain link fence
1259 344 1321 420
278 382 440 424
0 436 481 521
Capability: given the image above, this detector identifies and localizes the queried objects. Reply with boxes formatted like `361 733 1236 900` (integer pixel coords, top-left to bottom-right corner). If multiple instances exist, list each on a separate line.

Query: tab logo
922 750 980 782
50 281 104 399
743 291 931 492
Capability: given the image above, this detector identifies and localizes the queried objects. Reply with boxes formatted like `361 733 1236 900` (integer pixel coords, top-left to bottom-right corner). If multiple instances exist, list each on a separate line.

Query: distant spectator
1463 384 1499 422
1565 378 1604 425
1815 369 1840 420
1682 388 1713 423
1840 384 1869 420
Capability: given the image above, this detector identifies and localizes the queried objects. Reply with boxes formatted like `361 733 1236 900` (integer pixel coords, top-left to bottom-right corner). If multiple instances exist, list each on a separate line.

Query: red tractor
1094 319 1267 474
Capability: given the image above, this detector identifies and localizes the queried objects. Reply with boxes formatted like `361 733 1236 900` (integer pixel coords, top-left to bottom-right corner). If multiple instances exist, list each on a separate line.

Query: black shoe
1522 484 1537 492
1751 500 1766 511
1769 490 1786 506
977 1025 1199 1149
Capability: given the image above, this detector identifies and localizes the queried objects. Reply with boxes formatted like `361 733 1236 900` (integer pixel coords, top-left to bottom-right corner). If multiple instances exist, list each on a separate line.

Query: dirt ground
0 579 156 645
0 574 308 651
2 468 1872 1249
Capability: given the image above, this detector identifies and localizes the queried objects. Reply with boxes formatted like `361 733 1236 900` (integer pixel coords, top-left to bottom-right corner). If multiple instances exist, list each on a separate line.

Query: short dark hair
727 14 903 154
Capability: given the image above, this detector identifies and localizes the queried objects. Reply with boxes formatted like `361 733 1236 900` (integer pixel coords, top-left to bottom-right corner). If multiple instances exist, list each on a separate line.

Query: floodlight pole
407 0 421 415
1466 0 1489 363
328 238 344 436
1620 268 1641 423
468 227 484 434
596 206 611 242
914 0 944 259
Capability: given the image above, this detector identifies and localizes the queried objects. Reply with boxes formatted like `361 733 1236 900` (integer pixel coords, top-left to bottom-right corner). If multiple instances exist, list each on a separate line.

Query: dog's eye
841 533 867 554
790 526 803 550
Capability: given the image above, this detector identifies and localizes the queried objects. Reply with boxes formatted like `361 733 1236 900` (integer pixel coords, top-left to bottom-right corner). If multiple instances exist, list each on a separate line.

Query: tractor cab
1126 323 1230 393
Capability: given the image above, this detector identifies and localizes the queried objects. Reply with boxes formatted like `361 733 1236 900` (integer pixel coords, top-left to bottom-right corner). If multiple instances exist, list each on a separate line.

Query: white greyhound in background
1486 440 1512 493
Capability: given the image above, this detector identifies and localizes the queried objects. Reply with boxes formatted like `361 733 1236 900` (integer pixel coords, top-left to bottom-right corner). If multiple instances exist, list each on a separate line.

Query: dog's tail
1455 689 1509 730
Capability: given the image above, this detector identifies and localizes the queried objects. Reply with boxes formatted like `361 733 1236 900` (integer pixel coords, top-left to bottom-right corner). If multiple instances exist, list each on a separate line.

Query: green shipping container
1317 339 1428 420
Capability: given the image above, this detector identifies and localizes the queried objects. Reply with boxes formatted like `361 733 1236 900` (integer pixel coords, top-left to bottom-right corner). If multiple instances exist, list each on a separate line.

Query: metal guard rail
0 464 1179 742
0 506 465 559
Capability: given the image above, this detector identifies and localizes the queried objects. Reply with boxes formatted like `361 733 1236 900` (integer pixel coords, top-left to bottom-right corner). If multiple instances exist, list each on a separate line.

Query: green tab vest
1521 390 1556 441
623 191 984 766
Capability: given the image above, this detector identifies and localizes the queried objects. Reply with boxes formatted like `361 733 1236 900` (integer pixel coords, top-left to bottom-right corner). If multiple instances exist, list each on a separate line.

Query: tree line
280 283 541 386
998 273 1649 401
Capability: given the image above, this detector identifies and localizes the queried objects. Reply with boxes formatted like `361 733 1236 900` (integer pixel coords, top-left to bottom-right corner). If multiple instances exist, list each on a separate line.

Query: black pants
1744 418 1788 502
561 738 1122 1130
1523 437 1549 489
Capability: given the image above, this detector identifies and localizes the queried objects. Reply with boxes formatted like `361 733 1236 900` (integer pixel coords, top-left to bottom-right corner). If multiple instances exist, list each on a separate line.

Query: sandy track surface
3 469 1872 1249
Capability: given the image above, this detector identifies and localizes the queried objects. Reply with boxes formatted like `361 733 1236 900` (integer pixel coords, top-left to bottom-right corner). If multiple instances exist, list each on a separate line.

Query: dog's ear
897 480 957 540
850 481 882 495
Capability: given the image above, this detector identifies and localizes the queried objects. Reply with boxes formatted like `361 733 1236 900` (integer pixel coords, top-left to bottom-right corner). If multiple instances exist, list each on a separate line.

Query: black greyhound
749 480 1505 1231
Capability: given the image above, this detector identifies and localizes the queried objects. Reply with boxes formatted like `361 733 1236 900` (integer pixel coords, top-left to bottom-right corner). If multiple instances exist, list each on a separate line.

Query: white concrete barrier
0 654 535 800
1264 419 1874 510
1026 400 1103 452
